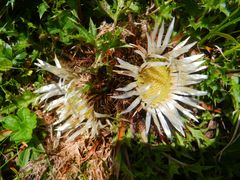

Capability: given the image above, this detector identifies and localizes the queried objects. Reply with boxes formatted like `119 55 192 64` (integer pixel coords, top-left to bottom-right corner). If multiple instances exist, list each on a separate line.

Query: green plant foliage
1 91 37 114
1 107 37 143
230 76 240 110
152 0 176 22
98 0 133 25
0 0 240 179
202 0 230 16
16 142 45 168
0 40 13 71
38 0 50 19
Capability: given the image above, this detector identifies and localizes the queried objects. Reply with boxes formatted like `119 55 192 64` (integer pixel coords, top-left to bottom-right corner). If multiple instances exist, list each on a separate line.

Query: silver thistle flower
113 18 207 139
35 56 110 141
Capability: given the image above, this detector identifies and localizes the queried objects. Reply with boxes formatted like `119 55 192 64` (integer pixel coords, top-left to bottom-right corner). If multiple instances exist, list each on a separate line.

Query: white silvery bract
113 18 208 139
34 56 110 141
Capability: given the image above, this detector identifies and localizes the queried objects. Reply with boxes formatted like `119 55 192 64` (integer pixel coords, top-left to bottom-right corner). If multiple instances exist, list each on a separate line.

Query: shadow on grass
110 131 240 180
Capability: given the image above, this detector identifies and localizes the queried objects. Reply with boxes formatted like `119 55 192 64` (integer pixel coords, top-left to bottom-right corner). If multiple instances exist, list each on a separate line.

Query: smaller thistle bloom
35 56 109 141
113 18 207 139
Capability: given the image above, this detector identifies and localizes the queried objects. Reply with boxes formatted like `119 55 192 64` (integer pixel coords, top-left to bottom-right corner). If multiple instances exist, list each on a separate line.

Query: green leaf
76 26 95 44
2 115 20 131
16 147 31 167
14 38 30 51
1 91 37 114
29 50 39 60
98 0 115 20
203 0 230 16
199 7 240 45
98 0 132 25
10 129 33 144
212 32 240 44
1 107 37 143
2 42 13 58
14 52 28 60
89 18 97 38
129 2 140 13
230 76 240 110
38 0 49 19
68 17 95 45
1 104 17 114
115 0 125 16
16 91 37 108
0 57 12 71
97 28 122 51
16 144 45 168
17 107 37 129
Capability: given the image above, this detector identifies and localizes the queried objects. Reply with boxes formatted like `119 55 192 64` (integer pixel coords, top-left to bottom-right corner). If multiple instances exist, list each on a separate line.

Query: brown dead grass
20 129 113 180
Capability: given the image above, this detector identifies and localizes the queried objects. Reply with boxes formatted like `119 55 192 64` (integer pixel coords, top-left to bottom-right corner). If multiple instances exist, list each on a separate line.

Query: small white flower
113 18 207 139
35 56 110 141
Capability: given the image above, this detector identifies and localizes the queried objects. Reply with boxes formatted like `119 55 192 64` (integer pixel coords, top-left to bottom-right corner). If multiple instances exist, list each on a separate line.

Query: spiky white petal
35 59 72 80
34 84 61 94
113 70 136 77
172 95 204 110
173 87 207 96
156 108 171 138
170 99 198 122
46 96 65 111
111 90 138 99
145 111 152 135
116 82 137 92
120 97 141 114
168 42 197 58
116 58 139 74
159 103 185 136
173 37 190 50
157 21 164 48
159 18 175 54
150 108 162 134
183 54 204 63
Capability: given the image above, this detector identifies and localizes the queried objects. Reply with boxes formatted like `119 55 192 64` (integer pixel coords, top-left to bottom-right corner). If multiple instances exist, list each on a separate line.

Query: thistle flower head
113 18 207 139
35 56 110 141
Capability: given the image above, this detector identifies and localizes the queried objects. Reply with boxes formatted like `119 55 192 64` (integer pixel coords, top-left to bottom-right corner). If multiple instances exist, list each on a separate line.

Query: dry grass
20 128 113 179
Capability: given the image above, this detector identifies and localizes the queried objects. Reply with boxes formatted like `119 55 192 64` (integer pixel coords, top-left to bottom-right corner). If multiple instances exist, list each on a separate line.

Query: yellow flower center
66 83 94 125
137 66 172 107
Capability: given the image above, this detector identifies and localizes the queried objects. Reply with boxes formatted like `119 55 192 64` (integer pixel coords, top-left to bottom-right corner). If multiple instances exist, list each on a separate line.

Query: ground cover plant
0 0 240 179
